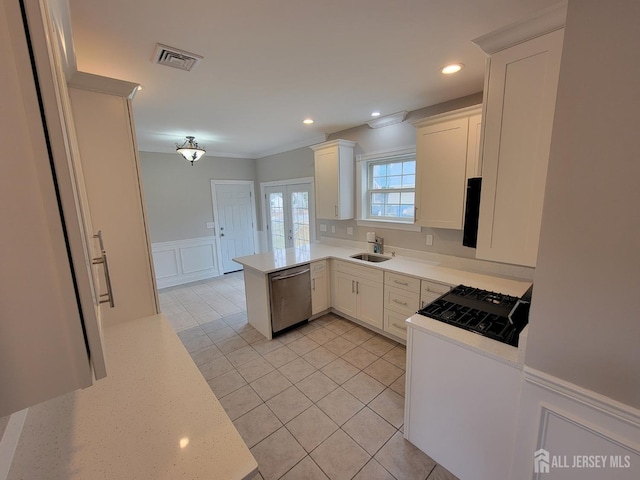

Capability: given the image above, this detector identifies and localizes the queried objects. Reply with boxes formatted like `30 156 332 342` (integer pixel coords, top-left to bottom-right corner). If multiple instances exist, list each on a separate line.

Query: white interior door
265 182 314 251
212 182 256 273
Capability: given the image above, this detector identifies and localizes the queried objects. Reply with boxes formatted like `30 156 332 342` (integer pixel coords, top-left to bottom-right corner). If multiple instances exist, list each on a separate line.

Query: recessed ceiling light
303 118 314 125
371 111 381 117
441 63 464 75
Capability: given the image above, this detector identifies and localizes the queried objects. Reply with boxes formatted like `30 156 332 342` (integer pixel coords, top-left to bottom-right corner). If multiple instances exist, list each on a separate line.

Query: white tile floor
160 273 458 480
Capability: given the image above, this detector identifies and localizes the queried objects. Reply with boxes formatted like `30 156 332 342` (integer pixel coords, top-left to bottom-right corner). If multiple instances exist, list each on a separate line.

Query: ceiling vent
152 43 203 72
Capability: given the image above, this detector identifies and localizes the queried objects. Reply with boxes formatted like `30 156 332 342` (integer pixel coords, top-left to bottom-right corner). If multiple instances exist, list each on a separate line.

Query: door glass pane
269 192 286 249
291 191 310 248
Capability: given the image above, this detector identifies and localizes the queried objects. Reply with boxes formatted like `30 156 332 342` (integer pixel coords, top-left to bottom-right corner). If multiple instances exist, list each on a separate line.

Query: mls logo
534 449 550 473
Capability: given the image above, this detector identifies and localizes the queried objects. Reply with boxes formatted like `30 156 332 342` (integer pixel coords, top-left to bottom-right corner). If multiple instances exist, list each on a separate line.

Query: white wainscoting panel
511 367 640 479
152 237 219 288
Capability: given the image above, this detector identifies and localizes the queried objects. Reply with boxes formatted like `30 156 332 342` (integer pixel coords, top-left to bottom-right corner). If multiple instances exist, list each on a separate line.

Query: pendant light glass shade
176 136 206 165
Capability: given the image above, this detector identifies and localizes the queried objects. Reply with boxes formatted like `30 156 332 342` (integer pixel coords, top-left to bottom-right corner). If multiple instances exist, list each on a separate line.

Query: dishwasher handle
271 268 310 281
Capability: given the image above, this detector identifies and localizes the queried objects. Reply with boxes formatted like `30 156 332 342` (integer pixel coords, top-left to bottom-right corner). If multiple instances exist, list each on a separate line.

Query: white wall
525 0 640 409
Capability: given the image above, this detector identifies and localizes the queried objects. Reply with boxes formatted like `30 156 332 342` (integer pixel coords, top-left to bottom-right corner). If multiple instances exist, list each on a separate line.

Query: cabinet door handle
92 231 115 308
392 322 407 331
335 205 338 217
312 278 316 291
92 252 115 308
352 280 355 293
393 299 408 307
356 281 359 295
394 280 409 286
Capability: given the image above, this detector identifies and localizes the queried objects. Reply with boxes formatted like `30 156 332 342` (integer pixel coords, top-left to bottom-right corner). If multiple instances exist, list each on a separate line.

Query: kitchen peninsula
234 242 531 345
235 241 533 479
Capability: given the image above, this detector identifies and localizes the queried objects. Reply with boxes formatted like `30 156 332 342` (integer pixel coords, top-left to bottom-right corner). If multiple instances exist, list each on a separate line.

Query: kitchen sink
349 253 391 263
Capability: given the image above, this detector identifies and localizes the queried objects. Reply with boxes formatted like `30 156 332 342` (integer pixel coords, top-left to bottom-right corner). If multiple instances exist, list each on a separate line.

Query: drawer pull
392 322 407 331
394 280 409 286
393 299 408 307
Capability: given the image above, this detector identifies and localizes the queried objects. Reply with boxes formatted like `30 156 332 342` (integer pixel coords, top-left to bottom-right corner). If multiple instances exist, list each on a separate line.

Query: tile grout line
166 275 429 480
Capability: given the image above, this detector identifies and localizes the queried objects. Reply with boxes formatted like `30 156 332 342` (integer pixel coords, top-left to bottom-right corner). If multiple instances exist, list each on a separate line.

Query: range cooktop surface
417 285 530 347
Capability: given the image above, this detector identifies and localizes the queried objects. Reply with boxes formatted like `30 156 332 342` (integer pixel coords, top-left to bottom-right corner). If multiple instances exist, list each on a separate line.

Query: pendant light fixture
176 136 206 165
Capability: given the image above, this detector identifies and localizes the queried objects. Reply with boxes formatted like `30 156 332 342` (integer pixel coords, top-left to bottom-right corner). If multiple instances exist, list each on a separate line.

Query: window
366 156 416 222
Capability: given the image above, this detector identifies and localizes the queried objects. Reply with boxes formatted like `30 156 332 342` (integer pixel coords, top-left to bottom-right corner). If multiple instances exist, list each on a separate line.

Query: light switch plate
331 225 336 233
206 222 215 229
426 234 433 246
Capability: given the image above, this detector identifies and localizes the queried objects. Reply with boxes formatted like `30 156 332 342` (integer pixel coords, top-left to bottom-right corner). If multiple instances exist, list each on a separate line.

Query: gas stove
417 284 532 347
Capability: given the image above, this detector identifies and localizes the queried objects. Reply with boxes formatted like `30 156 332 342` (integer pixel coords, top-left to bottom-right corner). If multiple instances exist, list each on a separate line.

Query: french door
264 182 315 251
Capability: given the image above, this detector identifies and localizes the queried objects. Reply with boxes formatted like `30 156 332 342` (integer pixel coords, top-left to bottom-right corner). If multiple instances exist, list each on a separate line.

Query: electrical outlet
347 227 354 235
320 224 327 232
426 234 433 246
331 225 336 233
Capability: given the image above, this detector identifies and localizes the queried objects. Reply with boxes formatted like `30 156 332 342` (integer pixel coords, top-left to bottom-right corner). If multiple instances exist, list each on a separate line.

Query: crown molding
68 71 139 99
472 1 568 55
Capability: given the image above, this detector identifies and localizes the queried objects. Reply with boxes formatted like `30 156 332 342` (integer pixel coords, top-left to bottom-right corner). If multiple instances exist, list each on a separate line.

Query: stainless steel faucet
373 236 384 254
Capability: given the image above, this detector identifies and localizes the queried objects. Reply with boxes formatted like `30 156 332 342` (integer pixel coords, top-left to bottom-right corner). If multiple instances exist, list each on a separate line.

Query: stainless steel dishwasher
269 264 312 335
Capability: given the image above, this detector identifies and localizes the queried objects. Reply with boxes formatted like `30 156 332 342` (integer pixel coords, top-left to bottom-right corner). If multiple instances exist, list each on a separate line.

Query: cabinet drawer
384 309 409 341
335 260 384 283
385 285 420 316
385 272 421 293
420 281 451 309
311 260 326 275
421 280 450 297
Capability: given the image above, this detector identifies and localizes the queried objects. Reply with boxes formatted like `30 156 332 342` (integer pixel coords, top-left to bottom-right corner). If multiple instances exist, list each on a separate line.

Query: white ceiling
68 0 560 159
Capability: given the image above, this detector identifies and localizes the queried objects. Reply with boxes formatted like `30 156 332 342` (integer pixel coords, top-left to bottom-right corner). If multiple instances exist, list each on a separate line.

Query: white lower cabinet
384 310 412 341
383 272 421 341
420 280 451 309
405 326 521 480
332 261 383 329
311 260 329 315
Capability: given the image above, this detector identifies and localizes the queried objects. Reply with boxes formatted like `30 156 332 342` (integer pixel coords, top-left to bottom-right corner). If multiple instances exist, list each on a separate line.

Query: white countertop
406 314 526 368
234 243 531 297
7 314 257 480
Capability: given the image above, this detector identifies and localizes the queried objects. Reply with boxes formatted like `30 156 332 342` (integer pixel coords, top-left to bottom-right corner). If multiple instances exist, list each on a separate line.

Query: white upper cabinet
473 4 566 267
413 106 482 229
69 76 158 324
0 0 105 416
311 139 356 220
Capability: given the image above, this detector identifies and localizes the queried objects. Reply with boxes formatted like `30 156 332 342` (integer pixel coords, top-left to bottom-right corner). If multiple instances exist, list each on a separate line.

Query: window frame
356 147 421 231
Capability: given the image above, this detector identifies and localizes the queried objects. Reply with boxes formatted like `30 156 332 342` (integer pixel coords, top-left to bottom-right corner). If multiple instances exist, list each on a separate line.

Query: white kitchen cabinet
310 139 356 219
332 261 383 329
420 280 451 309
383 272 421 341
405 325 522 480
474 26 564 267
311 260 329 315
69 75 158 324
412 106 482 229
0 0 108 416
